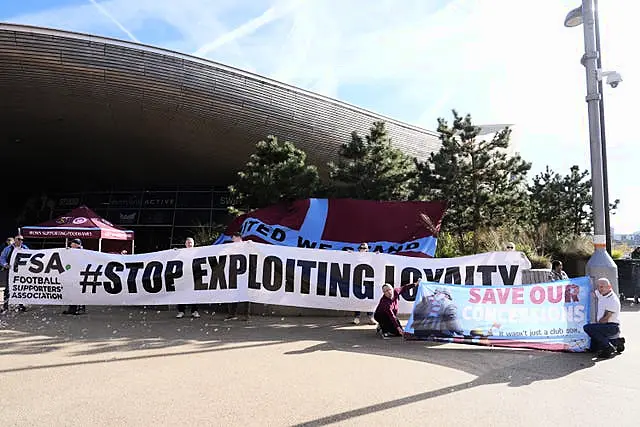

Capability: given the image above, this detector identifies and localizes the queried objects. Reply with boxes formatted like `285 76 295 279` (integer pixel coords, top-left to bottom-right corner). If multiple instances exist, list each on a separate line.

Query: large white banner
8 242 531 313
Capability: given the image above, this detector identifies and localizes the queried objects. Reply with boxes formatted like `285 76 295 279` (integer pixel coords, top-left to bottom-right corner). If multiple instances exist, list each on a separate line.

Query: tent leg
98 238 102 252
65 238 68 248
132 240 135 254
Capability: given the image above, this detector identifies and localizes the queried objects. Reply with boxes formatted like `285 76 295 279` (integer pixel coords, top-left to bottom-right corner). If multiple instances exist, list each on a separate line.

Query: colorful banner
404 278 592 352
7 242 530 311
215 199 447 257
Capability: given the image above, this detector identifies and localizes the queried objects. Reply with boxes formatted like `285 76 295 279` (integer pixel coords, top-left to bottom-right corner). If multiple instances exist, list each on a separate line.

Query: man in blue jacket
1 235 29 314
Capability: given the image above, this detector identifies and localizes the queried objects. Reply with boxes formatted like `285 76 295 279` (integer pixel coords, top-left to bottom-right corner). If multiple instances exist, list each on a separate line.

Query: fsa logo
12 252 66 274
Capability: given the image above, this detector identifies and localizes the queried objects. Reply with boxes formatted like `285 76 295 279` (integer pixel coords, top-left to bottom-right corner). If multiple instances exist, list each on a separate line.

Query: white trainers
353 316 360 325
368 315 376 325
191 311 200 318
176 312 185 319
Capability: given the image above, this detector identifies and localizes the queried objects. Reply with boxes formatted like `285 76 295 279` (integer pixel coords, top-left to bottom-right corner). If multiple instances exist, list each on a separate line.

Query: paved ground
1 303 639 427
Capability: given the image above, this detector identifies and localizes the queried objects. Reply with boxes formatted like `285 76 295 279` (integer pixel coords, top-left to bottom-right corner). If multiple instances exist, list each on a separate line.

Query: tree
562 166 592 234
327 121 415 200
228 135 321 214
529 165 619 235
412 111 531 253
528 166 567 234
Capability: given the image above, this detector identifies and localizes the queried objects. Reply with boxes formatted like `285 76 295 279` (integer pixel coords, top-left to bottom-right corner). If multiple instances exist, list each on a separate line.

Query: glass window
173 226 219 247
132 227 172 252
55 195 81 209
212 209 234 225
213 192 238 209
140 210 173 225
174 209 211 226
109 193 142 209
142 192 175 209
172 227 194 246
82 193 110 209
108 210 139 225
177 191 212 208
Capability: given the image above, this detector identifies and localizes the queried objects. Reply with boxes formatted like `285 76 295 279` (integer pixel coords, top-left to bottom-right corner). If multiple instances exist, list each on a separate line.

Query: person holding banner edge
353 242 375 325
1 235 28 314
583 278 625 358
374 281 419 339
62 239 87 315
224 233 250 321
176 237 200 319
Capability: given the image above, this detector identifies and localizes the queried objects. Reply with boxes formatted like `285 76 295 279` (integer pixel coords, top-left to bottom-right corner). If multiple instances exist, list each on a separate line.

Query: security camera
597 70 623 88
607 72 622 88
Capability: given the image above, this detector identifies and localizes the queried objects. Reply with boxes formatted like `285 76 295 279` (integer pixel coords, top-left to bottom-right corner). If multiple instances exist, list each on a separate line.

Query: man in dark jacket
1 235 28 314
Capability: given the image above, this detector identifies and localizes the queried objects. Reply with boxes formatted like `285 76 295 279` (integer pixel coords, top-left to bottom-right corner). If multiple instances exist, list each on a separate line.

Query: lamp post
593 1 613 256
566 1 613 255
564 0 618 298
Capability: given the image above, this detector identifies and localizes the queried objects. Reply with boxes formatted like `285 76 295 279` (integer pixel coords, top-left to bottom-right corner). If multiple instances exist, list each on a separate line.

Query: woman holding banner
374 281 419 339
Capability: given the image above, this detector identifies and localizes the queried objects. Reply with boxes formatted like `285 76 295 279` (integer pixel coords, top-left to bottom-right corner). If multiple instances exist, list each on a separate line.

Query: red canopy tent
20 206 135 253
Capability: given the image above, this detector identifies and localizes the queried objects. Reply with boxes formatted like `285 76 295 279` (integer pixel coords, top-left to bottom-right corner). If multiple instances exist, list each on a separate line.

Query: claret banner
404 277 592 352
8 242 531 312
214 199 448 258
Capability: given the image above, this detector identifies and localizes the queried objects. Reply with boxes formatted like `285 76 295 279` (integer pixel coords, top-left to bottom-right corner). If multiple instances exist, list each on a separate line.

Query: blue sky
3 0 638 233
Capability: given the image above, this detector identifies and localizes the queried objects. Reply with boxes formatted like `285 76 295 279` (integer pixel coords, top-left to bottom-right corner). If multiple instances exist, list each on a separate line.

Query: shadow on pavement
1 304 597 417
290 346 595 426
621 302 640 312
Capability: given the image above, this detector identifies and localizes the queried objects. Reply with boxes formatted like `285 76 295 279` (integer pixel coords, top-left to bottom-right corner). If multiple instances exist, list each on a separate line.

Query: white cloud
5 0 639 232
88 0 139 42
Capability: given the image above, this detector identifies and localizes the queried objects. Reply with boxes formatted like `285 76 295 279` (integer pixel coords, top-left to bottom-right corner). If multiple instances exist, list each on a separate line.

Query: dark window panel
140 210 173 225
108 210 138 225
174 209 211 226
213 191 237 209
82 193 111 209
177 191 212 208
212 210 234 225
142 192 175 209
109 193 142 209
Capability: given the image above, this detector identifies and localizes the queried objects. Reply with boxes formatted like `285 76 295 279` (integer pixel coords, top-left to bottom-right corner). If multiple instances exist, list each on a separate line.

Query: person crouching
374 281 418 339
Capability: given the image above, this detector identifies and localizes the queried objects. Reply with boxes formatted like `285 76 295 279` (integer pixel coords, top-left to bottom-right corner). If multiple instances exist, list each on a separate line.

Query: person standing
504 242 516 251
176 237 200 319
353 243 375 325
1 235 28 314
62 239 87 315
548 260 569 281
583 278 625 358
225 233 250 321
3 237 14 249
0 237 13 292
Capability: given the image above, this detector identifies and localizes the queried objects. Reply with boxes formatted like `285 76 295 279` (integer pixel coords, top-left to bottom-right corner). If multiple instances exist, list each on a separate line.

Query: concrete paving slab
1 304 639 426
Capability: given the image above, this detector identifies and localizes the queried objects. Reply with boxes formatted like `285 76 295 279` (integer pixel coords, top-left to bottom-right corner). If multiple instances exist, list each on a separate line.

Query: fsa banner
8 241 530 312
404 278 592 352
215 199 447 257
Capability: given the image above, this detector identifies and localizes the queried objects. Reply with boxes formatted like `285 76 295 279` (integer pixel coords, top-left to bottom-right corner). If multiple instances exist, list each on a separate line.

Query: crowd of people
0 234 627 358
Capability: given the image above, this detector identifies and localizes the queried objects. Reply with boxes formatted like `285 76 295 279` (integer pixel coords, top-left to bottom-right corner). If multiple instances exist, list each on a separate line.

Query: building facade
1 23 444 252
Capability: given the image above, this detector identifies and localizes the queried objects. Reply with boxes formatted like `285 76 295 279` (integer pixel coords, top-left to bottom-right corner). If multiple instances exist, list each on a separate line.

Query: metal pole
593 0 612 255
580 0 618 302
